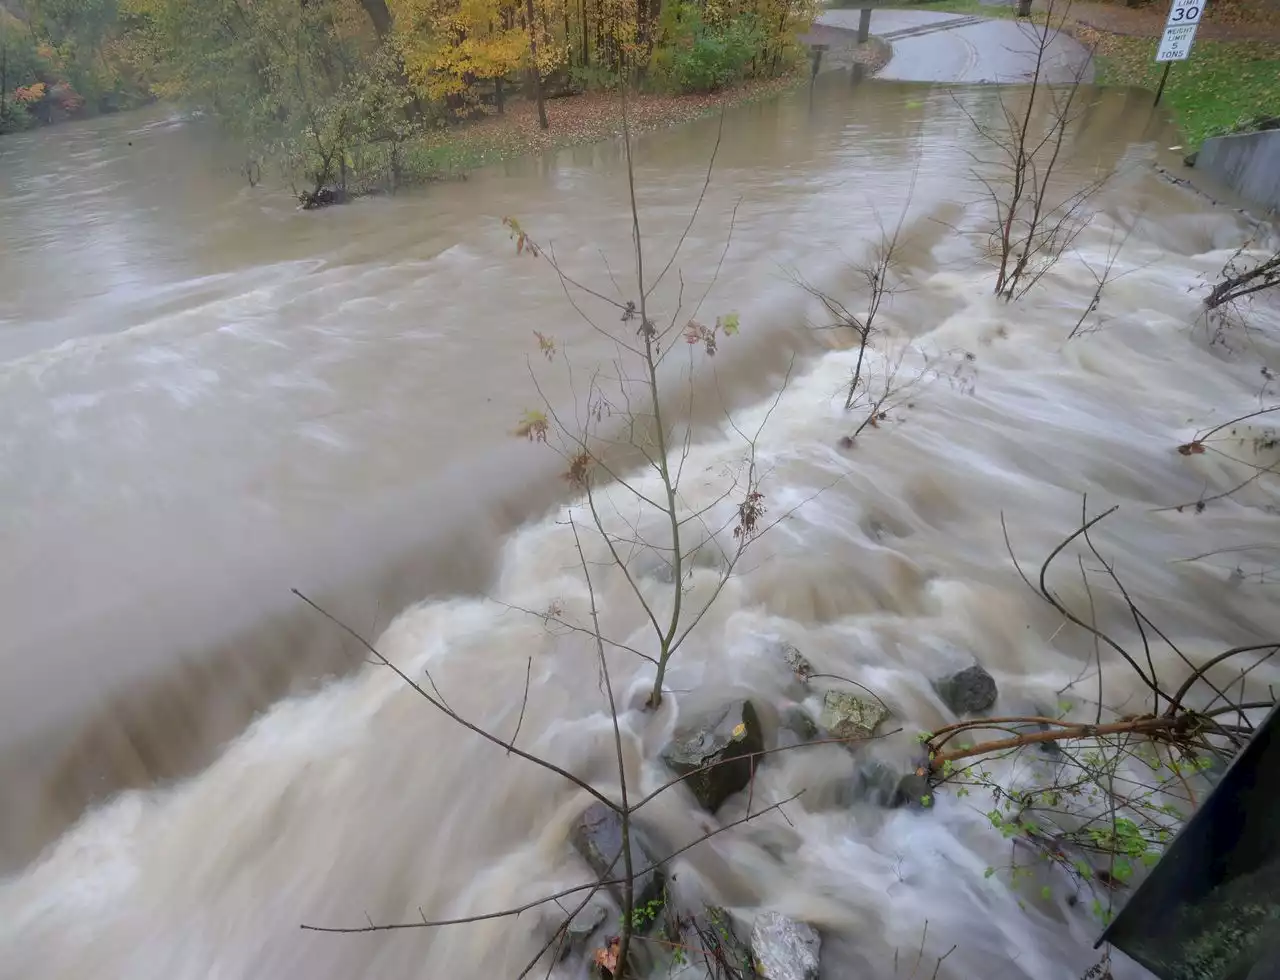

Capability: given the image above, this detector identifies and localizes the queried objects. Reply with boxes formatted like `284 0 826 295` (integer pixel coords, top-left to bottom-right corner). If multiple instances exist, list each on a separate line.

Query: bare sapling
955 0 1108 301
1067 213 1144 340
917 498 1278 938
834 341 962 449
504 104 804 713
795 190 980 445
292 104 880 979
792 185 912 411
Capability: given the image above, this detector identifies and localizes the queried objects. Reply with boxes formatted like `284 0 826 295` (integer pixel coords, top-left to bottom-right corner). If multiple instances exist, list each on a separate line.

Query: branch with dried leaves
502 100 796 714
791 168 916 410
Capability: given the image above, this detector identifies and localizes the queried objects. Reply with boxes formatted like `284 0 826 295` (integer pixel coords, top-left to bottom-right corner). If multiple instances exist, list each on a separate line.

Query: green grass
1087 33 1280 147
401 135 527 177
902 0 1020 16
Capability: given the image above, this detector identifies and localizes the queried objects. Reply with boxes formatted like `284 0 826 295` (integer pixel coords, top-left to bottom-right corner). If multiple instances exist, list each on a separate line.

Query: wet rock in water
819 689 889 741
1030 705 1063 757
661 700 764 812
933 663 998 715
781 644 814 683
569 803 664 911
892 771 934 810
852 762 933 809
852 760 900 806
778 705 819 747
557 900 608 961
750 911 821 980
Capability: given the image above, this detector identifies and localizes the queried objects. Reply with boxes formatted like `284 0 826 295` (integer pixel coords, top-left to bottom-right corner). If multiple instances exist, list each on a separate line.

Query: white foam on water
3 198 1278 980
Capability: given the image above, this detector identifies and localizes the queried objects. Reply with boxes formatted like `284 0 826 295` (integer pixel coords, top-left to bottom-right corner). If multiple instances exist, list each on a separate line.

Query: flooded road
1 63 1278 980
823 9 1094 82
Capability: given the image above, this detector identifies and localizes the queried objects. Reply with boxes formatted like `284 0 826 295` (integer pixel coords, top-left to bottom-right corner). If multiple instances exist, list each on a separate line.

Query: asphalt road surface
816 8 1095 84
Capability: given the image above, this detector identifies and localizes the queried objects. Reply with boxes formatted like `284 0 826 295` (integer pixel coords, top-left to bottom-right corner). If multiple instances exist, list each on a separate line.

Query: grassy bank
1076 28 1280 147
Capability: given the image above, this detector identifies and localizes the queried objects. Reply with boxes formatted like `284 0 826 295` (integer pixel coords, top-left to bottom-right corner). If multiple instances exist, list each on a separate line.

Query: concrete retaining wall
1195 129 1280 213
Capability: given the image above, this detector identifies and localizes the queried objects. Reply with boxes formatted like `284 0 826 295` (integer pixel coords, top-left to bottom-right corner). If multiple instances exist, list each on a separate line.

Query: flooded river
1 70 1278 979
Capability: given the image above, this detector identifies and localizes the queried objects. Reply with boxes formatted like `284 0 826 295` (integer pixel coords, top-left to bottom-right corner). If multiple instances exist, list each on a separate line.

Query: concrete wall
1196 128 1280 213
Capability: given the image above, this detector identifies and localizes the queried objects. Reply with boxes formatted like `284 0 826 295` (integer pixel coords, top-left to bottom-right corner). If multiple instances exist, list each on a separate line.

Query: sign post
1153 0 1203 106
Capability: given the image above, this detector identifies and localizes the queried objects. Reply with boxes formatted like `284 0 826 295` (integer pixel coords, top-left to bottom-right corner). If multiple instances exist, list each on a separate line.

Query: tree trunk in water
358 0 394 39
495 76 505 113
525 0 549 129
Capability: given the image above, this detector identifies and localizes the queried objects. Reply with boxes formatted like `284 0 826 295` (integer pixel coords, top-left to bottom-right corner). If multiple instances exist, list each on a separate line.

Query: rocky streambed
553 645 1001 979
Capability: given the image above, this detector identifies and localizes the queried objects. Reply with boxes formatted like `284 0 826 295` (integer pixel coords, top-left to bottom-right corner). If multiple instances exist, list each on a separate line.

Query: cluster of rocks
558 643 999 977
564 802 820 979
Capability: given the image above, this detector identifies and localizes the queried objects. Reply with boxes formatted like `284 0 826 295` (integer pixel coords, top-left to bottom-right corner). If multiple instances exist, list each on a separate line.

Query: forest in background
0 0 817 199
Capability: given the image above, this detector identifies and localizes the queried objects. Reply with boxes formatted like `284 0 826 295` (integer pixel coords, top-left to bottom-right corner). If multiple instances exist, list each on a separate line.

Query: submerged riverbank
314 40 892 191
394 76 816 180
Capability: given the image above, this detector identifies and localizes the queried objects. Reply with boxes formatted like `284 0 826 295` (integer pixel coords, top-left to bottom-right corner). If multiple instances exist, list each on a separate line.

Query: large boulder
819 689 889 741
662 700 764 813
932 664 998 715
569 803 664 912
750 911 821 980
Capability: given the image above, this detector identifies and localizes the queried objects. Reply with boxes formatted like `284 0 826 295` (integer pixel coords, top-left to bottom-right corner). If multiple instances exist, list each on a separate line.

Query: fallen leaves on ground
593 937 620 974
1062 0 1280 40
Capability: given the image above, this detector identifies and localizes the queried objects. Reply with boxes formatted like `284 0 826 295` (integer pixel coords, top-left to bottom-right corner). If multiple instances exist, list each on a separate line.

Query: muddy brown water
1 76 1278 979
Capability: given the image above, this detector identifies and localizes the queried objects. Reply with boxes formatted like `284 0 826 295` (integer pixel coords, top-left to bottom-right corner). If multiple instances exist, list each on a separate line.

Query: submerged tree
292 110 864 980
955 0 1107 301
501 109 801 709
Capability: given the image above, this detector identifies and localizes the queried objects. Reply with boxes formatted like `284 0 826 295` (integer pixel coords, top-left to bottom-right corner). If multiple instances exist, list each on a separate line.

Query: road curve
816 9 1094 84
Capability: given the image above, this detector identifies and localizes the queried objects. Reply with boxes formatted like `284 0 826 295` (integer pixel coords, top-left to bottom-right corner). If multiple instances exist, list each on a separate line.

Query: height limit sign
1156 0 1202 62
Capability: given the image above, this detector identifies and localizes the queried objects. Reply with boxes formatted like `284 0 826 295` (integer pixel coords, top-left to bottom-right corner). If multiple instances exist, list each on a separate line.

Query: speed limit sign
1156 0 1202 61
1165 0 1204 24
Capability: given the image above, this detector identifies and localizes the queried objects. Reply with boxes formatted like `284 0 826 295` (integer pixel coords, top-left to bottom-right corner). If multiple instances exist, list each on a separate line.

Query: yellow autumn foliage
392 0 531 98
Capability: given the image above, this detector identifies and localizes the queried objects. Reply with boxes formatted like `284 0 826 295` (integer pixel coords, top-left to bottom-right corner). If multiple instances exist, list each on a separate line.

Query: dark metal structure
1100 705 1280 980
